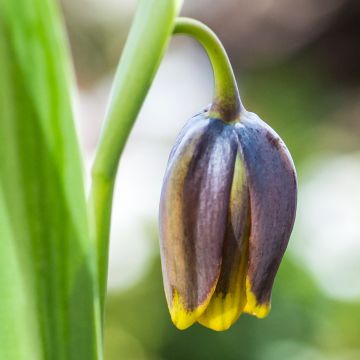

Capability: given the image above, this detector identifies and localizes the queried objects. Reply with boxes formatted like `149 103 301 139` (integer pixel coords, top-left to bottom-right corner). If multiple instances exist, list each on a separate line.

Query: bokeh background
61 0 360 359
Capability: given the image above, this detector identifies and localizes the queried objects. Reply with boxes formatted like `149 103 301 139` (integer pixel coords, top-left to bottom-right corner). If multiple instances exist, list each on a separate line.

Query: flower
159 106 297 331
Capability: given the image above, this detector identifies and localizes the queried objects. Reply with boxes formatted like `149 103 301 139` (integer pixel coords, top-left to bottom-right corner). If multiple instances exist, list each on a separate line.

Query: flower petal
159 115 238 329
198 148 250 331
235 111 297 317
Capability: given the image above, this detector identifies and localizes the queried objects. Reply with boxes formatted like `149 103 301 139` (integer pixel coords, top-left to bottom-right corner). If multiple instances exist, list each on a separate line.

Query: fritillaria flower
158 18 297 331
159 107 297 331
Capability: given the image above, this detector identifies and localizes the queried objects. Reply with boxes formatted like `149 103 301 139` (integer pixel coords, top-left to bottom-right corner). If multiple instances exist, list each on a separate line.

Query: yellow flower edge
243 276 270 319
169 287 216 330
169 276 270 330
197 277 270 330
197 292 245 331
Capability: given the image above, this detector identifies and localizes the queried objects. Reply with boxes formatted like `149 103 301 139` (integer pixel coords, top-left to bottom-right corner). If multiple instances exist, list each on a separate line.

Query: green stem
174 17 241 122
89 0 183 320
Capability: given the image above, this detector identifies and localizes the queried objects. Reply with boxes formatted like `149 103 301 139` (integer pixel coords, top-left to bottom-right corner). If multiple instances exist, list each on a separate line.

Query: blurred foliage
105 252 360 360
243 63 330 163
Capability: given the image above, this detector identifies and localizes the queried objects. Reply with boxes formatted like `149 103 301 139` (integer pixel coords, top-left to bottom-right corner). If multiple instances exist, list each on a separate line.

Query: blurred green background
61 0 360 359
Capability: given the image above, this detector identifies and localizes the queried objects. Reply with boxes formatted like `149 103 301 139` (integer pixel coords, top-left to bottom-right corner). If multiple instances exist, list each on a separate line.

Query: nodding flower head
159 106 297 331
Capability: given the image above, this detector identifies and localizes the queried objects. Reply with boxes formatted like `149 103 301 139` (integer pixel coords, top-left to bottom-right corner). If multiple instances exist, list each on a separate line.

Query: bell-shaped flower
159 106 297 331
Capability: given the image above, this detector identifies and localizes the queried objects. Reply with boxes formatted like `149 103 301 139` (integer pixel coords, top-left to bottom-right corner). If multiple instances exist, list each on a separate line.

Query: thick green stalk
89 0 183 316
174 17 241 122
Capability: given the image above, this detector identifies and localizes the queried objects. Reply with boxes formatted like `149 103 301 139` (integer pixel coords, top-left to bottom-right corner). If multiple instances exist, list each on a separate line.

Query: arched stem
174 17 242 122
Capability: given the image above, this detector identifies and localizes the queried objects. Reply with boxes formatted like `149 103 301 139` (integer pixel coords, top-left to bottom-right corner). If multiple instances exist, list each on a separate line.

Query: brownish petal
159 113 238 329
198 148 251 331
235 111 297 317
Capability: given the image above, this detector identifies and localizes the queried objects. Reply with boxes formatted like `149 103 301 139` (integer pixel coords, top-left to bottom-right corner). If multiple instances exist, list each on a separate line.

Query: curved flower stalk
159 18 297 331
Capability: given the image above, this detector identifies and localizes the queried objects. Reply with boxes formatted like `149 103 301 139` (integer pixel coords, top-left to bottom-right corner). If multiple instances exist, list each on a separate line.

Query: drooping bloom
159 106 297 331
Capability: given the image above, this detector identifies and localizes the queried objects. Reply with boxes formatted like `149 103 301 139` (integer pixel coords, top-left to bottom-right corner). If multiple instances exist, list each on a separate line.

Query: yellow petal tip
244 277 271 319
243 301 270 319
197 293 245 331
169 290 209 330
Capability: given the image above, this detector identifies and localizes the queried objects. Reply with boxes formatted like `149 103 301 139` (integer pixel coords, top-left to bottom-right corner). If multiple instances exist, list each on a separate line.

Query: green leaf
0 0 101 359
